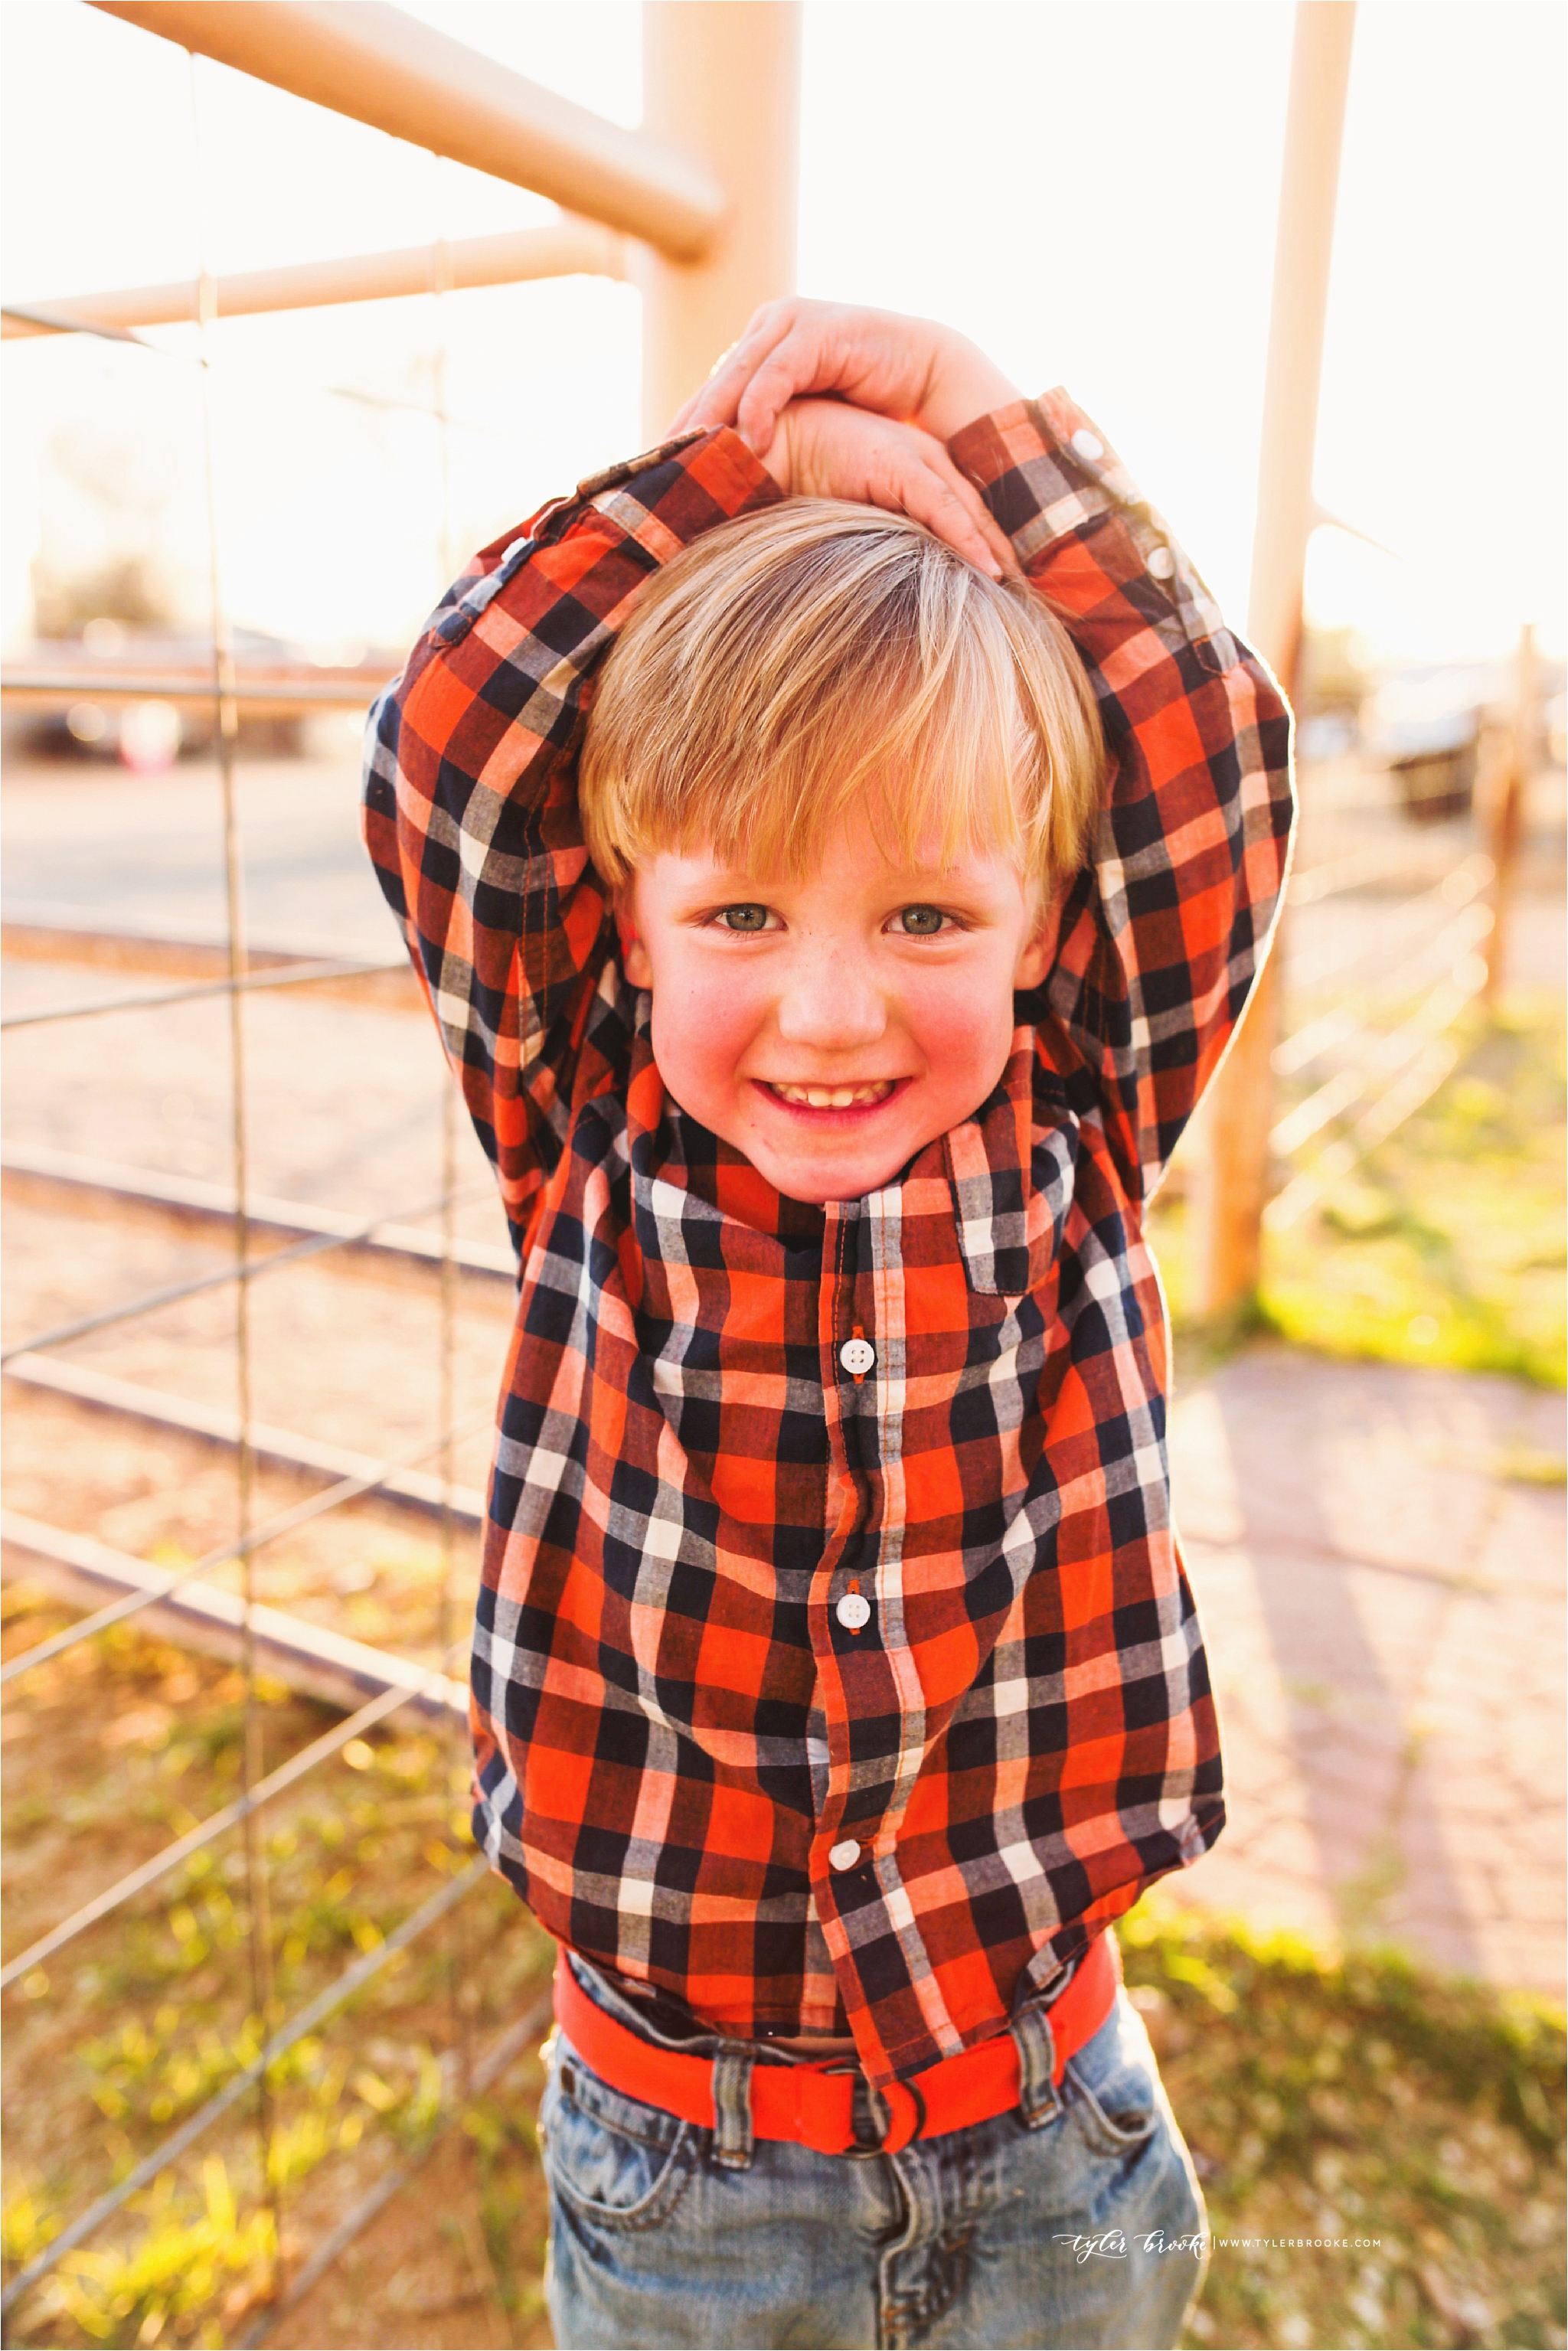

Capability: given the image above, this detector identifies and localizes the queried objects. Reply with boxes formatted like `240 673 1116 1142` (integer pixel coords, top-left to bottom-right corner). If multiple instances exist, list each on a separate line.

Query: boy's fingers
669 330 756 433
924 446 1021 577
972 496 1023 580
848 429 1004 577
898 435 1021 579
890 465 1008 578
672 302 805 437
733 335 843 454
730 312 927 452
784 403 1019 580
683 305 933 452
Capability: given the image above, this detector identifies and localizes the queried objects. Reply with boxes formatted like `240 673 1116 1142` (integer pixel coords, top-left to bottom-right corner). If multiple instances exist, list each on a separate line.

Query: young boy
364 302 1292 2350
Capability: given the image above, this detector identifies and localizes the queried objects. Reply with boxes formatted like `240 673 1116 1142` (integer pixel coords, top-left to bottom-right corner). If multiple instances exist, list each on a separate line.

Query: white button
839 1337 875 1378
835 1592 872 1631
1147 545 1177 580
828 1839 862 1872
1070 429 1104 462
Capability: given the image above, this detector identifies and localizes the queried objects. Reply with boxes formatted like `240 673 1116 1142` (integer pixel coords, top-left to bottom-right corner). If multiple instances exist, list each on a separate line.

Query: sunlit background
4 0 1563 668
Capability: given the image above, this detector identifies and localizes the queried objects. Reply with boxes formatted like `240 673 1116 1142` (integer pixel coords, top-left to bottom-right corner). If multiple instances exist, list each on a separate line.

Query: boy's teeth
771 1080 892 1108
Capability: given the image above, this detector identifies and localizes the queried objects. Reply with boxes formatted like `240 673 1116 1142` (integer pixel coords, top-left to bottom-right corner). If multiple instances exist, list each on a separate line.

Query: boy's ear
1012 916 1051 992
1012 883 1062 992
616 894 654 990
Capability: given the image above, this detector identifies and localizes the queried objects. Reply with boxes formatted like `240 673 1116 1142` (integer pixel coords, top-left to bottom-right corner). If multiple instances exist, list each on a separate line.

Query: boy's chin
737 1127 923 1207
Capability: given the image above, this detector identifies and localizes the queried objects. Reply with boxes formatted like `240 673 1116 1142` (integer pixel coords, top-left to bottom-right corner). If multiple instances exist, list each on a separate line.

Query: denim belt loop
1011 1997 1063 2130
711 2042 756 2170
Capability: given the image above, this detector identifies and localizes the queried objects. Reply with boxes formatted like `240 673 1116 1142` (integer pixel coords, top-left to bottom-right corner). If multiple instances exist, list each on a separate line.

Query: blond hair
579 500 1103 894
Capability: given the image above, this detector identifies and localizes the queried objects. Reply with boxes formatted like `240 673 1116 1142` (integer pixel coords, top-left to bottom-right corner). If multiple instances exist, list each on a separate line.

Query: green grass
1120 1897 1567 2349
1153 994 1566 1387
2 1592 554 2349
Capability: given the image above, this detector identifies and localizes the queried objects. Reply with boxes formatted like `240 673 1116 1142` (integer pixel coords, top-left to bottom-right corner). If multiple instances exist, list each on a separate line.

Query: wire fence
0 47 527 2346
1262 762 1503 1239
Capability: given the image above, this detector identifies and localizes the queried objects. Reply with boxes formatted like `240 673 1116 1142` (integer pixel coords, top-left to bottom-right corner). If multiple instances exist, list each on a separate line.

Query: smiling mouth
763 1079 900 1110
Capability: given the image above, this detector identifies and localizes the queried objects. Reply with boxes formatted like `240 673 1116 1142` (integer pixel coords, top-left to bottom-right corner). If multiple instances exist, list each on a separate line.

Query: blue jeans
539 1958 1207 2349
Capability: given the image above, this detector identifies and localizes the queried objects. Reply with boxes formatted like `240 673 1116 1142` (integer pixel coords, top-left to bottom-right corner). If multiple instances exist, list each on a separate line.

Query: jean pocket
540 2036 697 2235
1063 1993 1161 2158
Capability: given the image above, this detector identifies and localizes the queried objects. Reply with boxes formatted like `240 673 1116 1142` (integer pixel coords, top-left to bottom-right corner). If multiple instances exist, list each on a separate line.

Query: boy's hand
757 398 1015 578
672 299 1024 463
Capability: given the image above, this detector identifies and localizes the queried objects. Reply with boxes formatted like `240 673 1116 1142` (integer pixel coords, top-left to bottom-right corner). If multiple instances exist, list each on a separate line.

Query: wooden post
1189 0 1357 1316
1482 623 1535 1001
638 2 802 445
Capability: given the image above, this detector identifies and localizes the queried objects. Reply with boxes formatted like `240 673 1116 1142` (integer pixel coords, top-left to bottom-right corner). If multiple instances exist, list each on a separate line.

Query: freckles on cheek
910 975 1014 1073
650 971 756 1102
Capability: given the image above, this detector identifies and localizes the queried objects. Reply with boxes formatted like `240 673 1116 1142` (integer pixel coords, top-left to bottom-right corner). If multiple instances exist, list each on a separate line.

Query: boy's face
619 804 1050 1204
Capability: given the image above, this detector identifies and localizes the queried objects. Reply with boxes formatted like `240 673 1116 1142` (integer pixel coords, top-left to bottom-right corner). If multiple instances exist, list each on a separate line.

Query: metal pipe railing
90 1 726 259
0 1147 514 1280
1272 888 1493 1076
1281 855 1492 1001
2 220 625 339
1268 932 1489 1161
0 668 384 713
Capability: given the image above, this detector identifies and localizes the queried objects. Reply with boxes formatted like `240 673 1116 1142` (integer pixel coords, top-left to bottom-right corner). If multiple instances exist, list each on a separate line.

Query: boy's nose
774 949 887 1050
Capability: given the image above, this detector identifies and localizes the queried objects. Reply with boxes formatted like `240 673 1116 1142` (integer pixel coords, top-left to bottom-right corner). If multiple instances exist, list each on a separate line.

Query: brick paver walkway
1168 1347 1565 1997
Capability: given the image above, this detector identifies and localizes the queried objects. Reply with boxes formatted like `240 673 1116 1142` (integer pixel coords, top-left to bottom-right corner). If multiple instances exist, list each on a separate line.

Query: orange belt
551 1934 1119 2157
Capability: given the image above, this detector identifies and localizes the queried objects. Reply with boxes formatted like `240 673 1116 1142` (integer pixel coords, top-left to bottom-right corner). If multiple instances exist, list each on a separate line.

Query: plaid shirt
364 393 1293 2088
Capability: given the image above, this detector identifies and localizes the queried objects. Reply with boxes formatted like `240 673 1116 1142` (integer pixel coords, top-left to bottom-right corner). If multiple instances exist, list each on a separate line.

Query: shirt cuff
947 392 1122 564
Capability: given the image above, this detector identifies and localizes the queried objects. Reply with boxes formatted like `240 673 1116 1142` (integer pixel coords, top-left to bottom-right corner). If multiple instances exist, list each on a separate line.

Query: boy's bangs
688 616 1034 883
580 500 1102 892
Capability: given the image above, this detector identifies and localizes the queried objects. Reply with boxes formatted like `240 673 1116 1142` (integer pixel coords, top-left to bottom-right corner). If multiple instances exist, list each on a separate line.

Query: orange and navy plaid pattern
363 394 1293 2088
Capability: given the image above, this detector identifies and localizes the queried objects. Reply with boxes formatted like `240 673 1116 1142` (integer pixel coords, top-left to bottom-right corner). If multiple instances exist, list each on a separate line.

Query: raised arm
361 434 784 1254
949 393 1292 1196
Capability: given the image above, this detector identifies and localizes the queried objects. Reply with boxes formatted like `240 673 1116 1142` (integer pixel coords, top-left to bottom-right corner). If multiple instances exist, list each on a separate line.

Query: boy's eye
718 903 773 932
894 905 947 936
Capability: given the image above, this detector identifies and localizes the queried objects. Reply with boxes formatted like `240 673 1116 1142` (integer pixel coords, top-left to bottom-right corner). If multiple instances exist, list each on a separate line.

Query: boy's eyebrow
663 866 776 895
668 872 988 903
662 848 998 887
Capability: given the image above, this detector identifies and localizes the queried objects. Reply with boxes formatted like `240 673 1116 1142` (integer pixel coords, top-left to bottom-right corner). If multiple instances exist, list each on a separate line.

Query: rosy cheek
652 961 763 1102
902 970 1012 1067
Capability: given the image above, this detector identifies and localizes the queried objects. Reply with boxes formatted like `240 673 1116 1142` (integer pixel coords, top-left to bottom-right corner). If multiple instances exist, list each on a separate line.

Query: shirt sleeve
949 393 1295 1201
361 428 784 1255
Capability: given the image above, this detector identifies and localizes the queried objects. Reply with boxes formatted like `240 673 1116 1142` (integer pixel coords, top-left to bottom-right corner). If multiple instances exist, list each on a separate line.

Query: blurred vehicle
2 621 397 766
1364 666 1485 824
